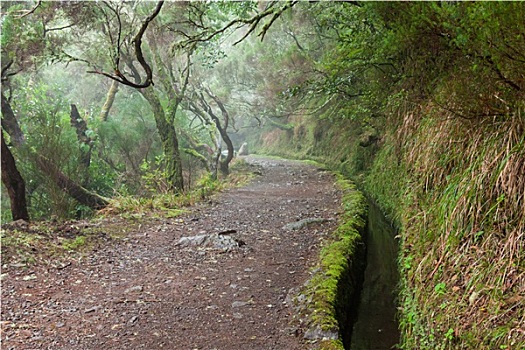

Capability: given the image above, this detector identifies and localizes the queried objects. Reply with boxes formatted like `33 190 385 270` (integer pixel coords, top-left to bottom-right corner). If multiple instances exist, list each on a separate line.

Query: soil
1 156 344 350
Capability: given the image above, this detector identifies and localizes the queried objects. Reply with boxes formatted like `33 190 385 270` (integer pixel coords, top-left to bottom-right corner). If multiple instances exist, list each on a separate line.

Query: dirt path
1 156 343 350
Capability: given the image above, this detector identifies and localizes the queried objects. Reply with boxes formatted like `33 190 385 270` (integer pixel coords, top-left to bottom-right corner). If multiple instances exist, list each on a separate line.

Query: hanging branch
257 1 297 42
174 1 298 47
88 1 164 89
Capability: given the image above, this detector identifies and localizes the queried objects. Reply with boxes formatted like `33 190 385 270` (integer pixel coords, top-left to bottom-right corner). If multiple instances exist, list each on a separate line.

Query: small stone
469 291 480 305
124 285 143 294
304 326 338 341
84 306 100 313
232 301 249 308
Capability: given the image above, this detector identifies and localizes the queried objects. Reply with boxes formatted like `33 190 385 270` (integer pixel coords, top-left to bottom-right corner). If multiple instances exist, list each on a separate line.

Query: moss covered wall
295 176 367 350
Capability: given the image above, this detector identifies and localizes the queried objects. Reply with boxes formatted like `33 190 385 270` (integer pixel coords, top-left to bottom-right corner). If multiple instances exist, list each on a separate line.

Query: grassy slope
367 109 525 350
258 102 525 349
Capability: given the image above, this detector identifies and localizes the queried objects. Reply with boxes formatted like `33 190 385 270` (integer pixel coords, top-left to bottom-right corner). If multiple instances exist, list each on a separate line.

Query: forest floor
1 156 343 350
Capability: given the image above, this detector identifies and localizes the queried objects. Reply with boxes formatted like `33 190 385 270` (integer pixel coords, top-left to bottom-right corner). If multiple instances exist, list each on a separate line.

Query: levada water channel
347 200 400 350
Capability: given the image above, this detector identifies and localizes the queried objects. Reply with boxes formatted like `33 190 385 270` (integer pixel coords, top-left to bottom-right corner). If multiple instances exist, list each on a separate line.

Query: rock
303 325 339 341
84 306 101 313
176 233 244 250
282 218 331 231
213 235 240 250
469 291 480 305
176 235 209 247
124 285 143 294
238 142 249 156
232 301 250 308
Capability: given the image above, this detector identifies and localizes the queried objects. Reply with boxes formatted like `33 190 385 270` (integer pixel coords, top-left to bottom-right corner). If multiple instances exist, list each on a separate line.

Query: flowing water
349 200 400 350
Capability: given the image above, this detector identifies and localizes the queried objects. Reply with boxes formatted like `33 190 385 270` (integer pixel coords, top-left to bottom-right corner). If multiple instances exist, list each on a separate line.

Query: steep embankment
366 108 525 350
257 104 525 349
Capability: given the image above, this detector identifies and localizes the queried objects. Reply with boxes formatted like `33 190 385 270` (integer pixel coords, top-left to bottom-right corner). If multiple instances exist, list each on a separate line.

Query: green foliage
1 2 46 65
61 235 87 251
10 78 79 219
195 173 222 199
140 156 170 195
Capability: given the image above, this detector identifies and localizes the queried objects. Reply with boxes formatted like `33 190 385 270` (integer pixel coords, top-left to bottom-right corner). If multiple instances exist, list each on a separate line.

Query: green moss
61 235 87 251
298 175 367 350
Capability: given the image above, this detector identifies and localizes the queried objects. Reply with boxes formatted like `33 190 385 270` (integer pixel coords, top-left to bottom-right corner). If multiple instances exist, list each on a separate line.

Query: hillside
255 3 525 348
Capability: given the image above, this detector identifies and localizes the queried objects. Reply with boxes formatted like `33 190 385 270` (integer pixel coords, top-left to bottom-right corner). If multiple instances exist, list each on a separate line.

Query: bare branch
17 0 42 18
485 56 522 92
258 1 298 42
43 23 75 37
87 1 164 89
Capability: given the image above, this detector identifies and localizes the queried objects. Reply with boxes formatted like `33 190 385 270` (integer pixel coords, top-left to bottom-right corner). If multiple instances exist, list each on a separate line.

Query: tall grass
379 106 525 349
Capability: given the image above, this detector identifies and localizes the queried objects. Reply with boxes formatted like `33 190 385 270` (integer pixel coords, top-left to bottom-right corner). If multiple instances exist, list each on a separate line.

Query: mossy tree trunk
140 88 184 192
70 104 94 186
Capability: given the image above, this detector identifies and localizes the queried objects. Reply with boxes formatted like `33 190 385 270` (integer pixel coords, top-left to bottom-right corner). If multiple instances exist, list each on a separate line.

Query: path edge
293 173 367 349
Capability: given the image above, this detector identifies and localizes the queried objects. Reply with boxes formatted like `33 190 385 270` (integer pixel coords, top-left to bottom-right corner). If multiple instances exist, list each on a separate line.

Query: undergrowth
1 158 259 267
98 158 257 219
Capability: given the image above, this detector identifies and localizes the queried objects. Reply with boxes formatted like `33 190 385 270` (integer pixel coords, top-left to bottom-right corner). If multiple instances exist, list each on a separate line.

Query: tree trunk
99 80 119 122
140 89 184 192
179 128 214 172
1 130 30 221
35 155 108 209
206 93 234 176
70 104 93 185
1 92 25 147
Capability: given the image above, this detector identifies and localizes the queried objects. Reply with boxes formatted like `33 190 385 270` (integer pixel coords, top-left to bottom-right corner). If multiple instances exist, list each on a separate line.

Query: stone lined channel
348 200 400 350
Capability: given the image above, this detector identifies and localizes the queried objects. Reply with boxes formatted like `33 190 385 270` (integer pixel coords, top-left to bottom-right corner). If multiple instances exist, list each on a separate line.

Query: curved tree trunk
1 130 30 221
205 91 234 176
